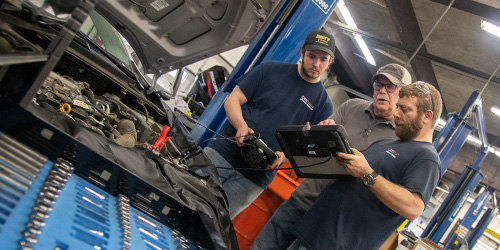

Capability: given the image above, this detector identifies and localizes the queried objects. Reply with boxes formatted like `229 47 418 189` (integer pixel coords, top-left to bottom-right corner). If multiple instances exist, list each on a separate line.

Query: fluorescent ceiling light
354 34 377 66
466 135 497 157
467 134 481 146
481 20 500 38
491 106 500 116
337 0 376 66
338 0 358 29
488 147 495 153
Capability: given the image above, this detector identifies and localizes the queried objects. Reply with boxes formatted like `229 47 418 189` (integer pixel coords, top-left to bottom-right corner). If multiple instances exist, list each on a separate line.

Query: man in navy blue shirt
204 30 335 219
289 81 443 250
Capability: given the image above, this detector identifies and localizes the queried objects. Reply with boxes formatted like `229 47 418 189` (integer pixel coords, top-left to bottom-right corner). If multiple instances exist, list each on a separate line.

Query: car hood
94 0 284 74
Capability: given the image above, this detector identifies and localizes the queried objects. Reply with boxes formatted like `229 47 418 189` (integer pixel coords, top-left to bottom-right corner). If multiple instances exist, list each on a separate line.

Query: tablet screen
275 125 353 179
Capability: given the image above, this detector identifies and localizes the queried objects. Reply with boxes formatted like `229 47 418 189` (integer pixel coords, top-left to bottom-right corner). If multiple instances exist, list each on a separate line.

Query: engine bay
1 7 184 160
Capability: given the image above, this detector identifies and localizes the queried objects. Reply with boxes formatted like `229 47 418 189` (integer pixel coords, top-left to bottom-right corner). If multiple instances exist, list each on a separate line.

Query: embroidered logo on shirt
386 148 400 158
300 96 314 110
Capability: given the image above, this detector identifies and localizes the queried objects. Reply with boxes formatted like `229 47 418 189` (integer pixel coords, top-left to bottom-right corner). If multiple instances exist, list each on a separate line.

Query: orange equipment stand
231 163 303 250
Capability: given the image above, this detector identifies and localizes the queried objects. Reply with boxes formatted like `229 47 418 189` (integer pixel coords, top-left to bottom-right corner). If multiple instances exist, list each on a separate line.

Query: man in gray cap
204 29 336 219
251 63 412 249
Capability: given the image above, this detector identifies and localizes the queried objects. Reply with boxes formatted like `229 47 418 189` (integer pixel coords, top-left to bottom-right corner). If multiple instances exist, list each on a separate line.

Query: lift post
433 91 484 175
467 206 499 249
421 91 490 245
444 187 494 249
423 161 485 244
190 0 340 145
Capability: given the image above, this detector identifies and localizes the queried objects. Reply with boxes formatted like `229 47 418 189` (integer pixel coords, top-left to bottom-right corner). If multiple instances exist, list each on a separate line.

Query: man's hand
303 119 336 130
336 148 373 178
235 127 254 147
339 150 426 221
317 119 336 125
267 151 285 169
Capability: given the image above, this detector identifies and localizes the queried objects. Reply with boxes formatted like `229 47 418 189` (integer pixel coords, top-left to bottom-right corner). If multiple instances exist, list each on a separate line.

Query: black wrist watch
362 171 379 187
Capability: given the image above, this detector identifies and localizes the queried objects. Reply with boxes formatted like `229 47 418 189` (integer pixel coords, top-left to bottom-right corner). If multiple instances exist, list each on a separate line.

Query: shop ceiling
323 0 500 191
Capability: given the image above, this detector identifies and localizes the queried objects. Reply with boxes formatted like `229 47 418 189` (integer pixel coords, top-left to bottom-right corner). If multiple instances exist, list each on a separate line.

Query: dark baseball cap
303 30 335 58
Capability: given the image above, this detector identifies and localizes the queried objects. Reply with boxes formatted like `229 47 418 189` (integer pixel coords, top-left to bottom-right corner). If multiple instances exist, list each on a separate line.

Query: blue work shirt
207 61 333 188
292 139 441 250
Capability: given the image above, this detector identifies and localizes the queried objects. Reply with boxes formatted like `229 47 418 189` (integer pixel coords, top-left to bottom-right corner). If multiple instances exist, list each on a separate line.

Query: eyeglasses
373 80 398 93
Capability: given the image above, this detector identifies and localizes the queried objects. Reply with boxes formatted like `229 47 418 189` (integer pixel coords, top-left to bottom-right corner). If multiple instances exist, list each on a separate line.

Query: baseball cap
303 30 335 58
371 64 412 86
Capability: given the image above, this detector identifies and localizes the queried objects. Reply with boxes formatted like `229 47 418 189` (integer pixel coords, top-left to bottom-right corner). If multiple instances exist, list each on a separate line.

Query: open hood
94 0 284 74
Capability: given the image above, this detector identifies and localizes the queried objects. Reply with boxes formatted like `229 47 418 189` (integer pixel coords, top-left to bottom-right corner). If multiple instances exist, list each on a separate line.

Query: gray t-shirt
291 98 398 210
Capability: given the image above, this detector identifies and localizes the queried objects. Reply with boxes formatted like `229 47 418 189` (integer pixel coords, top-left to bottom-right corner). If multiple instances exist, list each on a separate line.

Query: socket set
0 132 207 249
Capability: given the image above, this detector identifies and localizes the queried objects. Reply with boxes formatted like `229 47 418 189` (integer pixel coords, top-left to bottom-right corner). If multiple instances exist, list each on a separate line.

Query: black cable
179 147 203 164
215 154 334 171
169 113 253 165
169 111 335 172
199 135 237 146
170 110 243 147
199 134 257 147
170 106 263 147
168 109 294 171
140 101 149 123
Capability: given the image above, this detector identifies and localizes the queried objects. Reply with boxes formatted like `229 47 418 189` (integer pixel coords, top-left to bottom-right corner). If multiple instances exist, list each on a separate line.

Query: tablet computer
275 124 354 179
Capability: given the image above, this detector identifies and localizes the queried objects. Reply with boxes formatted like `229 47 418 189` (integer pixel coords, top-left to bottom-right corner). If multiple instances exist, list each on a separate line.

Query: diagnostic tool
275 124 353 179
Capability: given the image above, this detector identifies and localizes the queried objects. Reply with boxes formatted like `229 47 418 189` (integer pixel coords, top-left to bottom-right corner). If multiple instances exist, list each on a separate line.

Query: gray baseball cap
303 30 335 58
371 64 412 86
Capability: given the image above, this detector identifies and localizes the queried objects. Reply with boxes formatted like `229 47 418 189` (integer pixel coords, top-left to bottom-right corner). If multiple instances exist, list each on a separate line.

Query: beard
301 63 318 79
395 115 422 141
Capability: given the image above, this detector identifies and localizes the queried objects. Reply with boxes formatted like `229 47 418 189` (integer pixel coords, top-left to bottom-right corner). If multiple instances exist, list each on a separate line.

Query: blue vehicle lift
467 206 499 249
444 187 495 249
421 91 495 247
190 0 340 145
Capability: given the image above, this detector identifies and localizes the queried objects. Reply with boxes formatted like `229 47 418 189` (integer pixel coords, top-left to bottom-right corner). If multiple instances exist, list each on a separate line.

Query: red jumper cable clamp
152 125 171 152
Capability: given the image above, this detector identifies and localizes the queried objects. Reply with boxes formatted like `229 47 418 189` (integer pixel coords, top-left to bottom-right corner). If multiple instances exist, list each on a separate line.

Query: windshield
80 10 135 69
